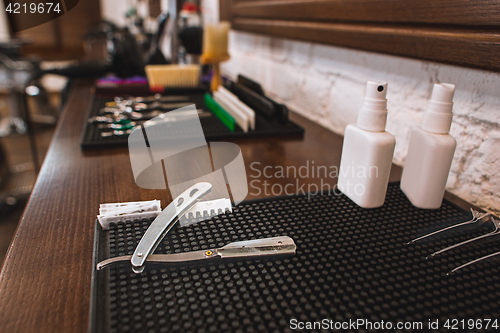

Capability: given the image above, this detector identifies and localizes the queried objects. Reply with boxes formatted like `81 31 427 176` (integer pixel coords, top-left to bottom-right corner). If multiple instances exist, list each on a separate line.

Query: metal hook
448 249 500 275
428 216 500 258
407 209 490 244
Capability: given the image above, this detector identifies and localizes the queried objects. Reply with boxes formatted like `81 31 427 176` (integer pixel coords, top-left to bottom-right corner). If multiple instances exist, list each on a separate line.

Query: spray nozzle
357 81 389 132
365 81 388 101
422 82 456 134
430 83 455 104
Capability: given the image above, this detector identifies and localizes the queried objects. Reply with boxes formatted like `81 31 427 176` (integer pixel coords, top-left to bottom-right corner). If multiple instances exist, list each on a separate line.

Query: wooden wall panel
221 0 500 72
231 0 500 26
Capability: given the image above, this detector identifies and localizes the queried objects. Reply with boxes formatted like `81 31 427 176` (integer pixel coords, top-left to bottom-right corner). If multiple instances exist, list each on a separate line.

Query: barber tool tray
81 89 304 150
90 183 500 332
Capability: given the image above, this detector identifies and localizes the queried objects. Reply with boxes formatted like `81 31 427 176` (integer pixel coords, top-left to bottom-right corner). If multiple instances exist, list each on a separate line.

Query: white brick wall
222 30 500 214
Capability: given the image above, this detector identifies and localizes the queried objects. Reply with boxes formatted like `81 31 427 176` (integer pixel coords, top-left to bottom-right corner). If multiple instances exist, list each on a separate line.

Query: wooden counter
0 80 471 333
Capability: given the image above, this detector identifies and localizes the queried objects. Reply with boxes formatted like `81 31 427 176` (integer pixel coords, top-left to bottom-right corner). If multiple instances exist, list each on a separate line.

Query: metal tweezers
97 182 296 273
428 216 500 258
407 209 491 244
449 248 500 275
407 208 500 274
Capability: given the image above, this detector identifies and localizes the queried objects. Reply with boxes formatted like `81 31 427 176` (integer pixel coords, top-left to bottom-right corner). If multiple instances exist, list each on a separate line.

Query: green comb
204 93 235 132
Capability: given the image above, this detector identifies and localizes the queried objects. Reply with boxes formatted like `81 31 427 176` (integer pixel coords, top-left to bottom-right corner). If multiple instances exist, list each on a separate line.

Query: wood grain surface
0 81 471 333
231 0 500 26
221 0 500 72
232 18 500 72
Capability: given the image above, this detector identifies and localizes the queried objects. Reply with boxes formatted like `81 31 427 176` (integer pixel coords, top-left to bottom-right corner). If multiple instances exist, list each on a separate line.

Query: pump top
357 81 389 132
421 83 455 134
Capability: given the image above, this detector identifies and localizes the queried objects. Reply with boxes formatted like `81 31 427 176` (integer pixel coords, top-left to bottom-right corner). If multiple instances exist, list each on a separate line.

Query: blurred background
0 0 218 261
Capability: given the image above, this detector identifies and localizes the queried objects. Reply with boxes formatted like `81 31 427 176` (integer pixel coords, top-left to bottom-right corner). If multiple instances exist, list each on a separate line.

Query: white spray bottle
401 83 456 209
338 81 396 208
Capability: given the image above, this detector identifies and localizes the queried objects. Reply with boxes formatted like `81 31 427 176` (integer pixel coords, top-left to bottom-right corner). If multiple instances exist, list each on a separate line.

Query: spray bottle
338 81 396 208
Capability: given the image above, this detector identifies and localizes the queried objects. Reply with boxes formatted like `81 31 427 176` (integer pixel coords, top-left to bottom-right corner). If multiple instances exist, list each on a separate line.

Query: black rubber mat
81 90 304 150
90 183 500 332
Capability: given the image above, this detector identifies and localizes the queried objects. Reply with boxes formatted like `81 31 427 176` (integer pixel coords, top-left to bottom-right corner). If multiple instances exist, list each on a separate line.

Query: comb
181 198 232 226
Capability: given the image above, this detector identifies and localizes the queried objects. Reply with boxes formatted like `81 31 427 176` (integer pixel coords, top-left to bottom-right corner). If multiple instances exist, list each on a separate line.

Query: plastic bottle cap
430 83 455 105
422 83 455 134
365 81 388 101
182 2 199 12
357 81 388 132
